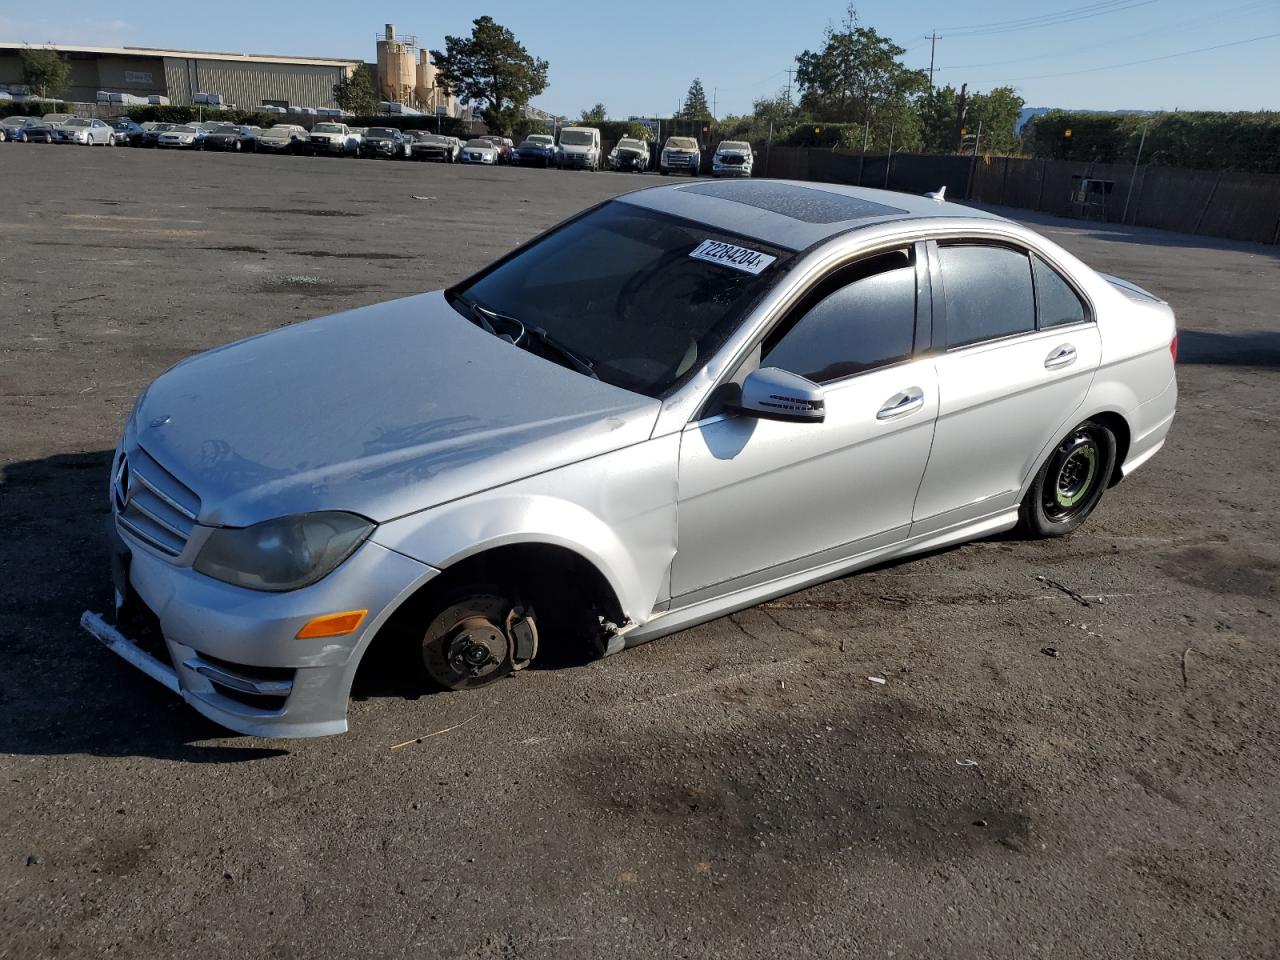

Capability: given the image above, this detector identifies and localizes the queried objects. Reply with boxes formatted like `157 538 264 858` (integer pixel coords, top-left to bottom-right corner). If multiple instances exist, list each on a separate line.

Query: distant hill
1017 106 1160 131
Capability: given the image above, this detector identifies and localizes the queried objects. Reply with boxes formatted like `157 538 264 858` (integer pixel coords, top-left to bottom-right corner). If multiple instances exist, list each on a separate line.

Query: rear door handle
1045 344 1077 369
877 387 925 420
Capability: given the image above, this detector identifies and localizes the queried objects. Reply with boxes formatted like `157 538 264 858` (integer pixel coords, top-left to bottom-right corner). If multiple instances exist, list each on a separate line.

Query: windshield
368 128 397 137
210 126 239 134
617 139 647 152
65 118 90 127
313 123 343 133
170 125 196 133
261 126 292 136
417 134 447 143
719 141 750 151
527 135 554 145
464 139 492 148
559 130 594 146
451 203 791 398
666 137 698 151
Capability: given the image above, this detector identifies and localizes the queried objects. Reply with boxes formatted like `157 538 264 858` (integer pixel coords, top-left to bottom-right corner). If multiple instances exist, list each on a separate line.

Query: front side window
1032 255 1088 328
451 203 792 398
763 249 917 384
939 244 1035 348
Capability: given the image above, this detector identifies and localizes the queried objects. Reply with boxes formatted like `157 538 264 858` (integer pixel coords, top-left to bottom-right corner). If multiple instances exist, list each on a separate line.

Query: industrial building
374 25 457 117
0 42 363 110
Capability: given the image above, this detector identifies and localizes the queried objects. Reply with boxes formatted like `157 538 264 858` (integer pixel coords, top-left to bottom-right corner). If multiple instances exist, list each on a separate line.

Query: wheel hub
1043 433 1100 519
445 616 506 679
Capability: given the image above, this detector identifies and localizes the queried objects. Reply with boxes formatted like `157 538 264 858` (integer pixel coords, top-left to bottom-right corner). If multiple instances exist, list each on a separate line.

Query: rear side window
764 249 916 383
1033 255 1088 328
939 244 1035 348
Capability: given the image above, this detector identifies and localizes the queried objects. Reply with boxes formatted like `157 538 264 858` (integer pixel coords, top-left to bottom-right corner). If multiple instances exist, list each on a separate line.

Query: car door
912 240 1102 534
671 244 939 601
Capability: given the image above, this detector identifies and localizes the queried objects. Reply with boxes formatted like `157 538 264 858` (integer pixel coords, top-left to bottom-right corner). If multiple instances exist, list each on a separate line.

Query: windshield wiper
456 295 599 380
527 326 599 379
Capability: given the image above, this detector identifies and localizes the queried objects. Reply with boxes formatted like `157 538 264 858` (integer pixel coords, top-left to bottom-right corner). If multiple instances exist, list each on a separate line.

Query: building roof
619 179 1008 252
0 41 362 68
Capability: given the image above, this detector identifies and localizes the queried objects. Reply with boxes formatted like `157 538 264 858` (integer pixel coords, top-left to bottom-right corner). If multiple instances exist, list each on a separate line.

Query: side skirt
617 509 1019 649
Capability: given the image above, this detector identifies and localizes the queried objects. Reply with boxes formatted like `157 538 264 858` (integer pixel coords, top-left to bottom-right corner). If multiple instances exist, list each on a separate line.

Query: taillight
1170 332 1178 363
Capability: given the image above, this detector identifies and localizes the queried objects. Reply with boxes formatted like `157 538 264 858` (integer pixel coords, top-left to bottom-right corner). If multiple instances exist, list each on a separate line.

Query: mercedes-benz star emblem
112 455 130 513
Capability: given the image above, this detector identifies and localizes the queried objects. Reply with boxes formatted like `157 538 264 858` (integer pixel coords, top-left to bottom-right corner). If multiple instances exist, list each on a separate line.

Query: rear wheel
1018 420 1116 538
420 586 538 691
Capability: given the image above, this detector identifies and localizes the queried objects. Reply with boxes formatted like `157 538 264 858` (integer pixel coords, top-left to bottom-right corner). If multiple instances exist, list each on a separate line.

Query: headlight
194 511 373 592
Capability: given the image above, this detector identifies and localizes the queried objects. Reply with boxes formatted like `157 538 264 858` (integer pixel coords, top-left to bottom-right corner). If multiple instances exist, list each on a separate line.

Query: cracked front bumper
85 520 438 737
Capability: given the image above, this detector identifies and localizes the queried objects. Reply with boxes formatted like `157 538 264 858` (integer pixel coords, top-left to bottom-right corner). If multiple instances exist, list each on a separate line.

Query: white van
557 126 601 171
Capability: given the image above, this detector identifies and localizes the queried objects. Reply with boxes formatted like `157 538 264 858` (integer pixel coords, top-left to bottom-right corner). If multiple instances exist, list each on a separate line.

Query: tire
1017 420 1117 538
419 585 538 692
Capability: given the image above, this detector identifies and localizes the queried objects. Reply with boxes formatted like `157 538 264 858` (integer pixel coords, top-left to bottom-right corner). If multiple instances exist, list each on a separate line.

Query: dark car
512 135 556 168
203 124 258 152
409 132 459 163
140 122 176 147
361 126 411 159
108 117 146 147
13 118 56 143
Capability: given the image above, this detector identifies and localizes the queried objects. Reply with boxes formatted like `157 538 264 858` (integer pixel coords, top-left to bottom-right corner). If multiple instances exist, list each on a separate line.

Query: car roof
617 179 1009 252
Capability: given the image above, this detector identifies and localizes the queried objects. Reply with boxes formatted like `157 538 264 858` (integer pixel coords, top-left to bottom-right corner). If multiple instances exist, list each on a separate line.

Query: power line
1007 29 1280 81
941 0 1159 38
938 0 1274 72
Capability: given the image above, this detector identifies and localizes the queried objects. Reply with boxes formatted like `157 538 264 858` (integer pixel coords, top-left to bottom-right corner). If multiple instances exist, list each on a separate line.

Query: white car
712 140 754 178
460 138 498 164
52 117 117 145
308 122 361 156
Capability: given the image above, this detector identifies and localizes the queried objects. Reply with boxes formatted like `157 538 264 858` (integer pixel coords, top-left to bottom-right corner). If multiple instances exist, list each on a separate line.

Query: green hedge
1024 110 1280 174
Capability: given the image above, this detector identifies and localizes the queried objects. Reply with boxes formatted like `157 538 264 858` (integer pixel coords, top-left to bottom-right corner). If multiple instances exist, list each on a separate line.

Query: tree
20 49 71 99
430 16 549 134
966 86 1025 155
580 102 607 125
793 6 927 128
680 78 711 120
332 66 378 116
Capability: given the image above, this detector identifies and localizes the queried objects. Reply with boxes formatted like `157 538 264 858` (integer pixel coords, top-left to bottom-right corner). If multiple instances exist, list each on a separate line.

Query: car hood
134 291 661 528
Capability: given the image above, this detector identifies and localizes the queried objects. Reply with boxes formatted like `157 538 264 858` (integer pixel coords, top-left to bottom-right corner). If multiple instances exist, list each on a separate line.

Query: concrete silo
376 23 416 104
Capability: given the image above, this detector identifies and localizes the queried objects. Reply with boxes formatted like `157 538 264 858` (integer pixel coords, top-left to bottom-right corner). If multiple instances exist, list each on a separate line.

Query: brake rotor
421 592 537 691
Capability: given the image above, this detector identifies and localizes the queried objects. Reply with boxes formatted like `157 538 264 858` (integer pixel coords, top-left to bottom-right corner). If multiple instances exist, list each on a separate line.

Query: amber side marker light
296 610 368 639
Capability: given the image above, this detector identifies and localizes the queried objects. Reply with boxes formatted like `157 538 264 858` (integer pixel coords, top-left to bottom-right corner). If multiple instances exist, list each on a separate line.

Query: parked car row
2 112 758 178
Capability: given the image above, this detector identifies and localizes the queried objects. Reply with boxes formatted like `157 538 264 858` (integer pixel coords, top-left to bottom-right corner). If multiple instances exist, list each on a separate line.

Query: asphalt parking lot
1 145 1278 959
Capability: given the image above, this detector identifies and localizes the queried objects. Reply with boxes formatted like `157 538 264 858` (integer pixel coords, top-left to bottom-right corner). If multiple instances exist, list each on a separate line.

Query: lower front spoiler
80 609 346 738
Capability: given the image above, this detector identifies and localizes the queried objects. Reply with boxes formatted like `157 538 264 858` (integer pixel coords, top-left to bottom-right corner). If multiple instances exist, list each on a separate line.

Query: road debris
410 195 436 201
1182 647 1192 689
868 676 887 685
390 713 480 751
955 759 979 767
1041 646 1060 658
1035 574 1094 606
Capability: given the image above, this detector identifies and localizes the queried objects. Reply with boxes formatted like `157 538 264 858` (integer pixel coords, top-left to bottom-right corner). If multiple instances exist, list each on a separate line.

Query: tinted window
1033 255 1088 328
764 250 916 383
454 204 791 398
939 245 1035 347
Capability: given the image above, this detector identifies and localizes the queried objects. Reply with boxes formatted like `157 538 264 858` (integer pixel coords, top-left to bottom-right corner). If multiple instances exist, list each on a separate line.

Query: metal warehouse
0 42 363 110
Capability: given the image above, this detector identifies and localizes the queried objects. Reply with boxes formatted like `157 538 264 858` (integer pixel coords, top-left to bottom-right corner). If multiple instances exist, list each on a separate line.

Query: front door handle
877 387 925 420
1045 344 1077 369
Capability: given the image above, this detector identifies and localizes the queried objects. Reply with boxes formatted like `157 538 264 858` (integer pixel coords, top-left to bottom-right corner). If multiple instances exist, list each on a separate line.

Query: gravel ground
1 145 1277 959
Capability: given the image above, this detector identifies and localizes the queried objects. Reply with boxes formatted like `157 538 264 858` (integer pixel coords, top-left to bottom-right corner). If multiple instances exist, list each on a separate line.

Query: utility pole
1121 124 1148 224
784 67 794 105
926 32 941 92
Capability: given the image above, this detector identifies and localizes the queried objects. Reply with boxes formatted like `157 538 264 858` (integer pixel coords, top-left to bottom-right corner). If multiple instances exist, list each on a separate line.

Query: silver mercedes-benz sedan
83 180 1177 737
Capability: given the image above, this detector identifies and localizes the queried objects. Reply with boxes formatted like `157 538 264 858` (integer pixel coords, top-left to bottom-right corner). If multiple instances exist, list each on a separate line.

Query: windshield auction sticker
689 239 776 275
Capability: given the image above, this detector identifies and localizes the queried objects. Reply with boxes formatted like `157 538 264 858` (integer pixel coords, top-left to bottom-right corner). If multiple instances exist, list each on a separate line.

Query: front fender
369 435 680 623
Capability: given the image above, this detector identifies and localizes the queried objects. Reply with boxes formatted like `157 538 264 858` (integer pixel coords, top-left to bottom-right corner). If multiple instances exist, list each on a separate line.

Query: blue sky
3 1 1277 117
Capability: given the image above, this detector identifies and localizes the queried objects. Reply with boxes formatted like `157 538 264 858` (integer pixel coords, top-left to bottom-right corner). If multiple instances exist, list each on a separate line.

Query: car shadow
1177 329 1280 368
0 451 285 761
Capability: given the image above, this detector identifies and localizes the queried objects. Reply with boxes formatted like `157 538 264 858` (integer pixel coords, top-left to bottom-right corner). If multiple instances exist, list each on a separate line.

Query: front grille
665 153 695 167
720 155 746 165
115 447 201 558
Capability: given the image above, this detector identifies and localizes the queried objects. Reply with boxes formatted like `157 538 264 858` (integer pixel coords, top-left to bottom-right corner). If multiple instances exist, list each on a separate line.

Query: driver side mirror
735 367 826 423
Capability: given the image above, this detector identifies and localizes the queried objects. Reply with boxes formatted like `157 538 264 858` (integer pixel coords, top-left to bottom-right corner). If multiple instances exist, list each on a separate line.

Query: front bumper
461 153 495 163
713 159 752 176
84 518 438 737
559 153 594 168
309 140 348 154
